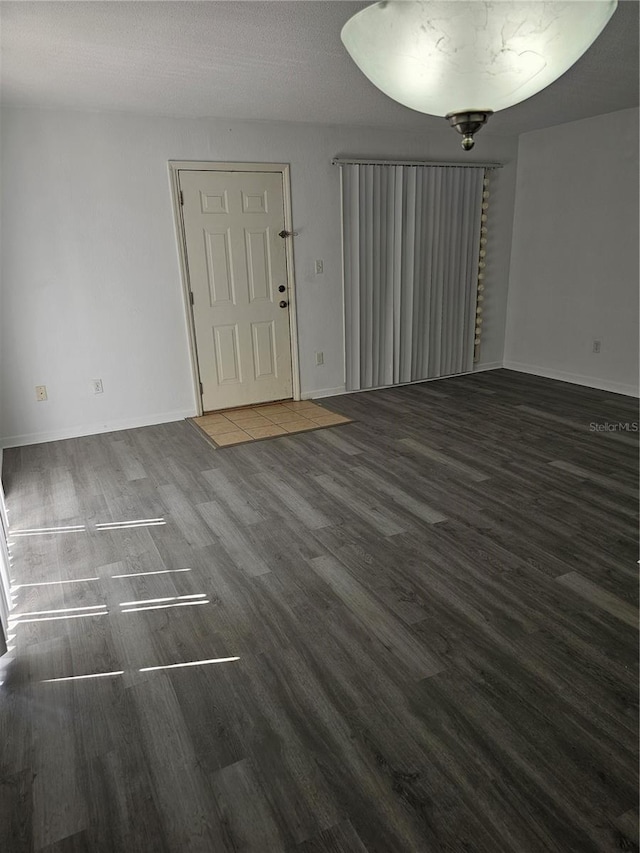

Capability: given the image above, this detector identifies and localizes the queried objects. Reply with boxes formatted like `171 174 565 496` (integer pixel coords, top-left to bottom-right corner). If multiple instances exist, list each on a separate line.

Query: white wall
0 106 518 447
505 107 639 396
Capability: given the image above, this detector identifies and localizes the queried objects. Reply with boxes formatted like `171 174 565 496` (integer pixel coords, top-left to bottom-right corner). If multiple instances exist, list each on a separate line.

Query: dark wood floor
0 369 638 852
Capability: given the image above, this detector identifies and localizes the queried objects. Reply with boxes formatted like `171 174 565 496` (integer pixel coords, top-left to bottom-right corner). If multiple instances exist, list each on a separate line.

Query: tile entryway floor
190 400 352 447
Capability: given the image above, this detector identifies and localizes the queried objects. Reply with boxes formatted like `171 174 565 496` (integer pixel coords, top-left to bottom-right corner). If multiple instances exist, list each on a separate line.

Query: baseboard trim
473 361 503 372
0 408 197 450
301 386 347 400
303 365 504 399
503 361 639 397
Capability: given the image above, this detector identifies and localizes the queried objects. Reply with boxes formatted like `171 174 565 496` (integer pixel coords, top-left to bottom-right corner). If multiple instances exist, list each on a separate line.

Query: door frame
168 161 301 416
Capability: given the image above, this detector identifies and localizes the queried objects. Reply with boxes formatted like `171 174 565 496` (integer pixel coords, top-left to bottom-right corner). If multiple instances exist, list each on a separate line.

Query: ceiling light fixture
341 1 618 150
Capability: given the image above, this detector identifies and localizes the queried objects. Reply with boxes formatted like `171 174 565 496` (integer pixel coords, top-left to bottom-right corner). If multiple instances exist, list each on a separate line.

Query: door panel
180 170 293 411
213 324 242 384
245 229 272 302
251 321 277 379
204 230 235 306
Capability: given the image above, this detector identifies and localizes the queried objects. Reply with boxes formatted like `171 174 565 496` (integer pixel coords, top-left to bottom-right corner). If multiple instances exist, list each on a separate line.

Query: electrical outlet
91 379 104 394
315 351 324 366
315 259 324 275
592 339 601 354
35 385 47 402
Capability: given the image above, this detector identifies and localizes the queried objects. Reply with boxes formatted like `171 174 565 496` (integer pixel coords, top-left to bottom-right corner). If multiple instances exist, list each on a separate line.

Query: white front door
179 169 294 412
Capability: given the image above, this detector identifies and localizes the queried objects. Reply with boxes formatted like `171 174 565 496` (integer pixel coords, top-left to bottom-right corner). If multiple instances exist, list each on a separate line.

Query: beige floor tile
214 431 250 446
244 424 288 439
282 420 318 433
226 415 271 428
254 405 291 416
201 418 240 436
192 402 350 448
198 413 232 425
225 408 266 423
261 410 303 424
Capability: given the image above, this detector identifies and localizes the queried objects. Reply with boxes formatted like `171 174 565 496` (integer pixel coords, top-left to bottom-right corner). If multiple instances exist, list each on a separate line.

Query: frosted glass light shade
341 1 617 116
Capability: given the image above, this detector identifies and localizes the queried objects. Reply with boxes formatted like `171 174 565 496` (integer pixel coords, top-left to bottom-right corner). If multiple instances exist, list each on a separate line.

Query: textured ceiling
1 1 638 136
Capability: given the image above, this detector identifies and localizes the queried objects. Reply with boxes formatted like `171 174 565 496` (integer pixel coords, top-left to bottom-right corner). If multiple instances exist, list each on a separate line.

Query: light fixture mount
446 111 493 151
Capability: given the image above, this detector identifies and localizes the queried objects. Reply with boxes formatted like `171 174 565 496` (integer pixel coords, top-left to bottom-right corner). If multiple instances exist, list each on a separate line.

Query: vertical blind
340 163 484 391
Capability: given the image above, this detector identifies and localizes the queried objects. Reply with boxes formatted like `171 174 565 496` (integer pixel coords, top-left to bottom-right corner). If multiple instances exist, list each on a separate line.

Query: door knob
279 300 288 308
278 285 286 293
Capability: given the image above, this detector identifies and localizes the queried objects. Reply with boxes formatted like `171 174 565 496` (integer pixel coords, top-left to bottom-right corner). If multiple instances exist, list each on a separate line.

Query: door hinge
199 382 203 396
189 291 194 306
180 190 184 206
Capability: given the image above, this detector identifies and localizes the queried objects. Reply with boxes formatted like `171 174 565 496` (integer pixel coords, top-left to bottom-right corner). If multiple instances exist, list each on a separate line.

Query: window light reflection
8 517 168 540
39 658 240 683
10 524 86 533
42 670 124 683
119 594 206 607
10 604 106 618
121 600 209 614
139 657 240 672
111 568 191 579
96 517 164 526
10 610 108 625
96 517 166 531
11 577 100 590
10 525 86 538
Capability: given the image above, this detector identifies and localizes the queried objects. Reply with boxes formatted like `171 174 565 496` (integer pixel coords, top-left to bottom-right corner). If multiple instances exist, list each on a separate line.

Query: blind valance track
333 157 502 169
